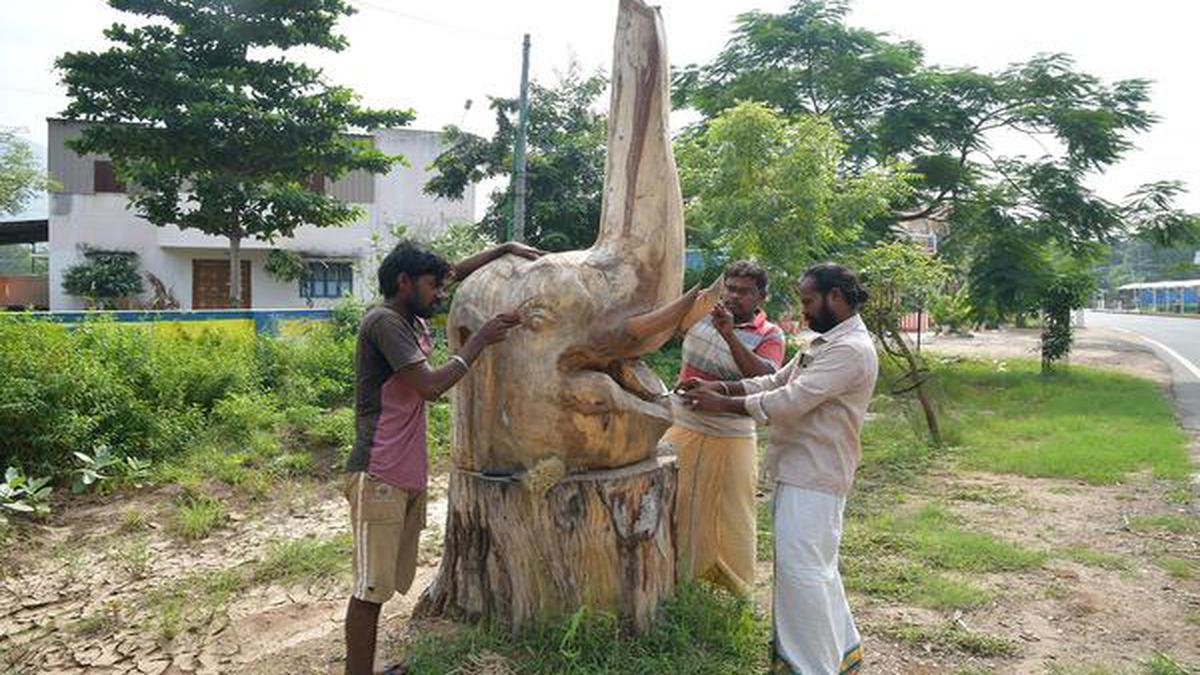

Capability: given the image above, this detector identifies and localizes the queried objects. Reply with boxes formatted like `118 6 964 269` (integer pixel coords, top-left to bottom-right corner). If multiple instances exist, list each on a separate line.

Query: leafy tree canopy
425 66 607 252
57 0 415 304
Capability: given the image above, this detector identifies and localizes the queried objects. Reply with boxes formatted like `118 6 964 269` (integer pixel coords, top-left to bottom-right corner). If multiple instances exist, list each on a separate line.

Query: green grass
168 494 227 541
938 359 1191 484
1164 482 1195 506
856 393 943 493
253 533 351 585
1058 546 1133 572
1155 557 1197 580
1129 514 1200 535
70 601 123 637
112 537 154 579
848 503 1045 573
1146 652 1194 675
119 507 151 533
910 573 993 611
755 497 773 560
145 563 252 640
945 484 1022 505
841 502 1041 610
1047 664 1123 675
873 621 1018 657
401 583 768 674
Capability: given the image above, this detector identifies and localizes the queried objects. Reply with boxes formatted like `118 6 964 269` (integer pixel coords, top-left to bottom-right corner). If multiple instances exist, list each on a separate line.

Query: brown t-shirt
347 305 432 491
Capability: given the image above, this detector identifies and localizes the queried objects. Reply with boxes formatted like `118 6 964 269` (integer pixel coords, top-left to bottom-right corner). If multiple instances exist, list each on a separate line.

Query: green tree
0 129 46 217
425 66 607 251
675 101 911 296
857 240 949 444
672 0 920 167
56 0 413 306
426 220 495 263
675 1 1198 312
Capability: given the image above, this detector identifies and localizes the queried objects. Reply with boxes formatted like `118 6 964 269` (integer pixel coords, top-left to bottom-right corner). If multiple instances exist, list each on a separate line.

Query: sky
2 0 1198 220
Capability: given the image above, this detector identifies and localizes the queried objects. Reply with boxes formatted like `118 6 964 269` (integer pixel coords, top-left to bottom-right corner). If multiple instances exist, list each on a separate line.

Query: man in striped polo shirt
664 260 785 597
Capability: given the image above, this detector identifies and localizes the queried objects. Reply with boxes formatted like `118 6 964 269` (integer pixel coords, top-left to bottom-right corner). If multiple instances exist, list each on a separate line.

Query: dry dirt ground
1 327 1197 674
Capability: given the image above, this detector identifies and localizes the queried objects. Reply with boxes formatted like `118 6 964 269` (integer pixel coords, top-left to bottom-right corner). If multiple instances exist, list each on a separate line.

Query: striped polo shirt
672 311 785 437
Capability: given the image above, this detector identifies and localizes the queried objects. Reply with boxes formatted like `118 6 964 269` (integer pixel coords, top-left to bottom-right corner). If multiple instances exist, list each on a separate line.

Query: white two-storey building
46 119 474 310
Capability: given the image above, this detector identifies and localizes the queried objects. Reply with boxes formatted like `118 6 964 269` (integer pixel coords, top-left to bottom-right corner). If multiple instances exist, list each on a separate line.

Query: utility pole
510 33 531 243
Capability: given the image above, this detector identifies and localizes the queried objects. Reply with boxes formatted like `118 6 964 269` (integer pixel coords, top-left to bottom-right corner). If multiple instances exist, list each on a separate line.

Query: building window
300 261 352 299
94 161 126 193
304 174 325 194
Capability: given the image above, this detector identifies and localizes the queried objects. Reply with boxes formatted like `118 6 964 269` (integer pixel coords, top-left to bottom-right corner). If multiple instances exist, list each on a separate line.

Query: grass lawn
940 359 1191 483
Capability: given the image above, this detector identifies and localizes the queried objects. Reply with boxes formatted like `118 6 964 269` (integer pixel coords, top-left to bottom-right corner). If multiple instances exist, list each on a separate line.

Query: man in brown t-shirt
344 238 541 675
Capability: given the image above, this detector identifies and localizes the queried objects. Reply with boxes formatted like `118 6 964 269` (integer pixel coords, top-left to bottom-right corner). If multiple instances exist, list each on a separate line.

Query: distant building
42 118 474 310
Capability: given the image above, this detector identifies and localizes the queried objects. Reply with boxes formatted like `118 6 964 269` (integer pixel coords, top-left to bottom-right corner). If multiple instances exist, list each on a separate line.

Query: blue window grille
300 261 353 299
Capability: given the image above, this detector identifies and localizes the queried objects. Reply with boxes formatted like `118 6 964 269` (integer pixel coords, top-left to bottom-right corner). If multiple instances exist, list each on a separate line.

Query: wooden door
192 259 251 309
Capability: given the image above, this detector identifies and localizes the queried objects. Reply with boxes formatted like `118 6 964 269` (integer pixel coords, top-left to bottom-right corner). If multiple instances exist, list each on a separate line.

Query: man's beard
805 296 837 333
406 296 442 319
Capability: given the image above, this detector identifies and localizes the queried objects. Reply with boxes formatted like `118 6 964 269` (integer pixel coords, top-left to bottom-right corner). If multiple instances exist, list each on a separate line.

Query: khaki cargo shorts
344 472 426 604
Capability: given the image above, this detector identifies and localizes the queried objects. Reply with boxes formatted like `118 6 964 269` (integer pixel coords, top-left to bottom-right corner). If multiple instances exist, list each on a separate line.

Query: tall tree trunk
416 457 677 633
888 327 942 447
228 234 242 308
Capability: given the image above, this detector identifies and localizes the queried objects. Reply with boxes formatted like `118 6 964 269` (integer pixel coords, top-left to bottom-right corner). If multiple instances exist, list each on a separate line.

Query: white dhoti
771 483 862 675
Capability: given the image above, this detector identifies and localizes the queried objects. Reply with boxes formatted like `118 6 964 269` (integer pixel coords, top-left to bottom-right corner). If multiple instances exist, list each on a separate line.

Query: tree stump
415 456 677 632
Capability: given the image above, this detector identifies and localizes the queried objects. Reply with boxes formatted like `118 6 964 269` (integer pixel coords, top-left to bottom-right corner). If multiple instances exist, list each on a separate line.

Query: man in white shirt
680 263 877 675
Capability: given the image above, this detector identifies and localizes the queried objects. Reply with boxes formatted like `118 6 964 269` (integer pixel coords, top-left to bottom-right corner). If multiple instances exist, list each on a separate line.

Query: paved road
1086 310 1200 430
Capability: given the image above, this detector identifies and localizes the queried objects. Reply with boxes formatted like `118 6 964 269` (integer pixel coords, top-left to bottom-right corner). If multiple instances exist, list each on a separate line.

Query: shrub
1 313 359 483
212 391 283 445
0 318 255 478
148 324 257 410
330 295 367 340
929 287 972 334
257 322 355 409
71 444 152 494
61 250 145 308
0 319 157 475
1 466 54 526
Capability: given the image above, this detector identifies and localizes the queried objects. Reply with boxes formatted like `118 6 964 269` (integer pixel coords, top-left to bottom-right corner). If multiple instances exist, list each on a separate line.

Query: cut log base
415 456 677 633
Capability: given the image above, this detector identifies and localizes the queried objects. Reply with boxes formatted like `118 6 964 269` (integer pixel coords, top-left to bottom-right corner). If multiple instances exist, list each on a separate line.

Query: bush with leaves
1 318 159 476
257 322 355 409
330 294 367 341
72 445 152 494
1 311 365 485
1 467 53 527
426 220 496 262
929 286 973 335
0 317 253 478
61 250 145 308
1039 270 1094 374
